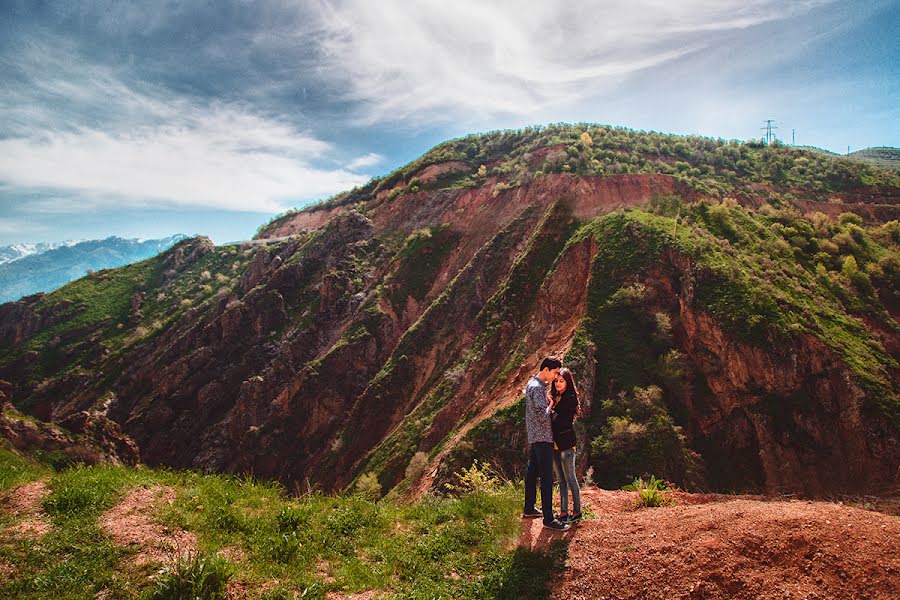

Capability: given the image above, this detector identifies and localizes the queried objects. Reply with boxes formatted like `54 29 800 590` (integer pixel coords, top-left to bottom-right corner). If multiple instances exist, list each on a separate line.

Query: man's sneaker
522 508 543 519
543 519 570 531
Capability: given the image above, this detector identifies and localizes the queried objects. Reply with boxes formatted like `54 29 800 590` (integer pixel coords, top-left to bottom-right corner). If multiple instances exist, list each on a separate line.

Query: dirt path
100 485 196 566
0 479 51 538
534 488 900 599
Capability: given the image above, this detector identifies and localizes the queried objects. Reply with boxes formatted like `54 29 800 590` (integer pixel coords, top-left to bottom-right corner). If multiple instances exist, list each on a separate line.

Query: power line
760 119 778 145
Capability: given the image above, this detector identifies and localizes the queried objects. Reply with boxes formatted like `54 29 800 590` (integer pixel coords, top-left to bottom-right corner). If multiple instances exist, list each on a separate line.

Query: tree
580 131 593 147
842 255 859 279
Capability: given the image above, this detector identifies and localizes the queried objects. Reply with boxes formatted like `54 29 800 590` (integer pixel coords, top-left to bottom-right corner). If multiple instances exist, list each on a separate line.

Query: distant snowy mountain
0 234 188 304
0 240 82 265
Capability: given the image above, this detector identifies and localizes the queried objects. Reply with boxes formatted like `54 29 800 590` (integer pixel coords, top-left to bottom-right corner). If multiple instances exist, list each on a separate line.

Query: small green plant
266 531 302 564
275 505 311 532
622 476 672 508
148 551 235 599
622 475 670 492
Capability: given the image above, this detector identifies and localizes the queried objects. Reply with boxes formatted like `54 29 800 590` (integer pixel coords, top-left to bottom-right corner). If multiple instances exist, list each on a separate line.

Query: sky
1 0 897 245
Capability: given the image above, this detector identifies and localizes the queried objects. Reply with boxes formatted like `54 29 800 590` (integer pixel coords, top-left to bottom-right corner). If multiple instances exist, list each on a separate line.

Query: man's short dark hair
539 356 562 372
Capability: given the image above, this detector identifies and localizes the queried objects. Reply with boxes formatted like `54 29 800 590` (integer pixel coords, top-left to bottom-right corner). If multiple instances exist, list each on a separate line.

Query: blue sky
1 0 897 245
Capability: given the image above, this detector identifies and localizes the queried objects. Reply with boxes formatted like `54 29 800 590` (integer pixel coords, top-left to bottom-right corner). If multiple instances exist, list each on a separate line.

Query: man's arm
527 383 551 415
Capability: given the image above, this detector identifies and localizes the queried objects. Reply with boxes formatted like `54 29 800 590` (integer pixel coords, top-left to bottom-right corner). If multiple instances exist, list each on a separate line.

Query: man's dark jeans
524 441 555 525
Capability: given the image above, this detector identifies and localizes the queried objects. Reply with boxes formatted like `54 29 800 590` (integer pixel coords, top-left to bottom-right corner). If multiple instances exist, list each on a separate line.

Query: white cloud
345 152 384 171
309 0 833 125
0 119 368 212
0 39 371 212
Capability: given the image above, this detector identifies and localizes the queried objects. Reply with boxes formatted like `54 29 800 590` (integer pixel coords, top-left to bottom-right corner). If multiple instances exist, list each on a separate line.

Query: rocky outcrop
0 387 139 466
647 256 898 494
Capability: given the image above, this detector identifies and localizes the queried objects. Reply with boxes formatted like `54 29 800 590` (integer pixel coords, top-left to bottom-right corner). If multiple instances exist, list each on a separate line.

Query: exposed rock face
0 295 64 349
0 389 139 466
1 132 897 498
0 379 11 409
644 256 897 495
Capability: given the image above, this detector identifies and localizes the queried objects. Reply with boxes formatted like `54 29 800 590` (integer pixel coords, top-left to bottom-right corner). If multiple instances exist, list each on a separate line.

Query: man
523 356 570 531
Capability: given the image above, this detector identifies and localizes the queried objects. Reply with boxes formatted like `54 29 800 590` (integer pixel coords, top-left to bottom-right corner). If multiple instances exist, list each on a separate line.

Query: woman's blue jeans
553 448 581 515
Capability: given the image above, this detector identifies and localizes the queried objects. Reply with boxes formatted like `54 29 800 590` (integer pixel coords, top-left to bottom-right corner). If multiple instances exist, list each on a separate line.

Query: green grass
0 445 49 492
148 551 235 600
0 462 566 599
387 225 459 308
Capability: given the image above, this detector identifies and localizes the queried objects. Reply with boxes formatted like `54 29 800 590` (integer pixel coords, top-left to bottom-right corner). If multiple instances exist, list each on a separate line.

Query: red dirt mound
542 488 899 599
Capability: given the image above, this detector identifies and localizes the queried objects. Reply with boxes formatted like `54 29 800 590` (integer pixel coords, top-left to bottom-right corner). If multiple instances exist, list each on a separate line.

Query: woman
550 368 581 522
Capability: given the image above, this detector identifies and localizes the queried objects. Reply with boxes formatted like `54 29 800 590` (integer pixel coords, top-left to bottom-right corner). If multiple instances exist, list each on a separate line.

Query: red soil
524 487 900 599
100 485 197 566
0 480 51 538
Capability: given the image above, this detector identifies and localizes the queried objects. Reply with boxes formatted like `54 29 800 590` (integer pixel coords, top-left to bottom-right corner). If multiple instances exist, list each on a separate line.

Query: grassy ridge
261 124 899 234
0 450 563 599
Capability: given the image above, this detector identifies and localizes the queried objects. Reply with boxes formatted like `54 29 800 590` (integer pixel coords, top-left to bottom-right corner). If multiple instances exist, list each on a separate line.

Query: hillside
849 147 900 170
0 235 188 304
1 446 898 598
0 124 898 504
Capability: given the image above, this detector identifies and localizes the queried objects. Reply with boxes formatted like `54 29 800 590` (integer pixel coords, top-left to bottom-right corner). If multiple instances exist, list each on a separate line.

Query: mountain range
0 240 83 265
0 235 188 304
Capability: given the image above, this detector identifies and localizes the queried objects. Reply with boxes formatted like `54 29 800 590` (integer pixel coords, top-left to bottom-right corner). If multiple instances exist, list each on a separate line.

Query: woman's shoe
567 513 583 523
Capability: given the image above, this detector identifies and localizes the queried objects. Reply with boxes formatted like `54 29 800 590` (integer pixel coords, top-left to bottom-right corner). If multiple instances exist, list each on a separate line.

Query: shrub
842 255 859 279
591 386 702 488
653 312 673 345
444 460 501 495
405 451 429 482
354 472 382 500
609 283 647 307
838 212 863 226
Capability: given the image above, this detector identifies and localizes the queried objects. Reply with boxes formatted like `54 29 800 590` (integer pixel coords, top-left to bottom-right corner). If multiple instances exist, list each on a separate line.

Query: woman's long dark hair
551 368 579 413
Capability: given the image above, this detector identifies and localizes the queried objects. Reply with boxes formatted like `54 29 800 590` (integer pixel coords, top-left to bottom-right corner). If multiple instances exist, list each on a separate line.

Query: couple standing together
523 356 581 531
